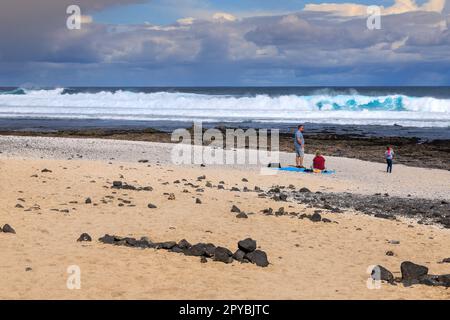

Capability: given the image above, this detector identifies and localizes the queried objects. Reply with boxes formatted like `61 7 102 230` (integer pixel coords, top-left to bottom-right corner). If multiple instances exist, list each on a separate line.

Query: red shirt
313 155 326 170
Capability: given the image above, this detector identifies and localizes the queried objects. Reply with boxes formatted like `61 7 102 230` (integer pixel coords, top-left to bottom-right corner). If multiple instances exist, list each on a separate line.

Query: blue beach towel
278 167 336 174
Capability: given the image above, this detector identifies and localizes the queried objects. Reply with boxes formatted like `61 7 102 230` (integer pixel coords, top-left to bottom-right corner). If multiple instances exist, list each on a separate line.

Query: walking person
385 146 394 173
294 124 305 168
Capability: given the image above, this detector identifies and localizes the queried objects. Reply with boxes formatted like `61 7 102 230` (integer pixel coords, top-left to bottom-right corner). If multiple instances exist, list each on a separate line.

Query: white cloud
177 17 196 25
304 0 447 17
212 12 238 22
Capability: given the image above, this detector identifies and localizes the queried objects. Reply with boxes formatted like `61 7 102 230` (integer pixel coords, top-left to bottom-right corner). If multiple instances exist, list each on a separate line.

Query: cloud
212 12 238 22
1 0 450 85
0 0 145 62
304 0 447 16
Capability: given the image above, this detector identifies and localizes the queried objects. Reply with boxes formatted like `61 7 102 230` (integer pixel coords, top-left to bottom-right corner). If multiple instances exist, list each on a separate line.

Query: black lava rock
275 207 285 216
122 237 138 247
231 205 241 213
204 243 216 257
238 238 257 253
371 265 394 284
245 250 269 267
236 212 248 219
98 234 118 244
213 247 233 264
401 261 429 282
233 249 246 262
2 224 16 234
177 239 192 250
147 203 157 209
418 274 450 287
299 187 311 193
77 233 92 242
85 198 92 204
196 198 202 204
135 239 152 249
157 241 177 250
310 213 322 222
112 181 123 188
188 243 208 256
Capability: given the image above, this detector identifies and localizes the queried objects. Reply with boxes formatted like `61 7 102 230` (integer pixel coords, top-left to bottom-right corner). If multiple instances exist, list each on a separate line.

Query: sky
0 0 449 86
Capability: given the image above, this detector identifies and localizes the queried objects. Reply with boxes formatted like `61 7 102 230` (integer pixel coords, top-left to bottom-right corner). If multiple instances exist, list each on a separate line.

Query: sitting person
312 150 326 171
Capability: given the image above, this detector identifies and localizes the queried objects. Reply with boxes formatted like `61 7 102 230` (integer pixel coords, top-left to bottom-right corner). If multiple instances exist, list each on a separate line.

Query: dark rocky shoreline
251 185 450 228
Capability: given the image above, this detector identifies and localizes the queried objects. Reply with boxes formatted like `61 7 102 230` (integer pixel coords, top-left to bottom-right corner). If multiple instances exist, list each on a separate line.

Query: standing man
294 124 305 168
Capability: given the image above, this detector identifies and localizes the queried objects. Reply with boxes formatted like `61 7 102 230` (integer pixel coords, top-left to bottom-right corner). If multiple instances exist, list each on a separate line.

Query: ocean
0 87 449 139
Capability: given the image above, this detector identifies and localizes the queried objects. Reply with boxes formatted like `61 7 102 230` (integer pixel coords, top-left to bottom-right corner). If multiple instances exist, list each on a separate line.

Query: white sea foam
0 89 449 127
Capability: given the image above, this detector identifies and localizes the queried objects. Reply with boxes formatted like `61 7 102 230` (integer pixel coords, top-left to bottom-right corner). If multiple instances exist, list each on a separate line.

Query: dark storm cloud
0 0 145 62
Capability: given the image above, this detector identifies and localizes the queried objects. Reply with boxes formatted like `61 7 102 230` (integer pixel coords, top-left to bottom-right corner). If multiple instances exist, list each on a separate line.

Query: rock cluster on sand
0 224 16 234
259 185 449 227
290 189 450 227
111 181 153 191
97 235 269 267
371 261 450 287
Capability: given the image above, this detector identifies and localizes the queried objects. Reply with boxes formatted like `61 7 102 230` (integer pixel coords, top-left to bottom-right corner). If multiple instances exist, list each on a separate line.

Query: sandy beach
1 135 450 299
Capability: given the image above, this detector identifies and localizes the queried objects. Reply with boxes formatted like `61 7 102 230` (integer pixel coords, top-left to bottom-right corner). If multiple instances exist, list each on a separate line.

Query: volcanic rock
236 212 248 219
231 205 241 213
77 233 92 242
310 213 322 222
371 265 394 283
177 239 192 250
245 250 269 267
238 238 257 253
213 247 233 264
157 241 177 250
2 224 16 234
233 249 246 262
401 261 428 282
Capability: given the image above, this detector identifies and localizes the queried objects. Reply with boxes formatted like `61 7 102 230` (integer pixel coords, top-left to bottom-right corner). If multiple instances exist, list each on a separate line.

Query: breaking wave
0 88 449 127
